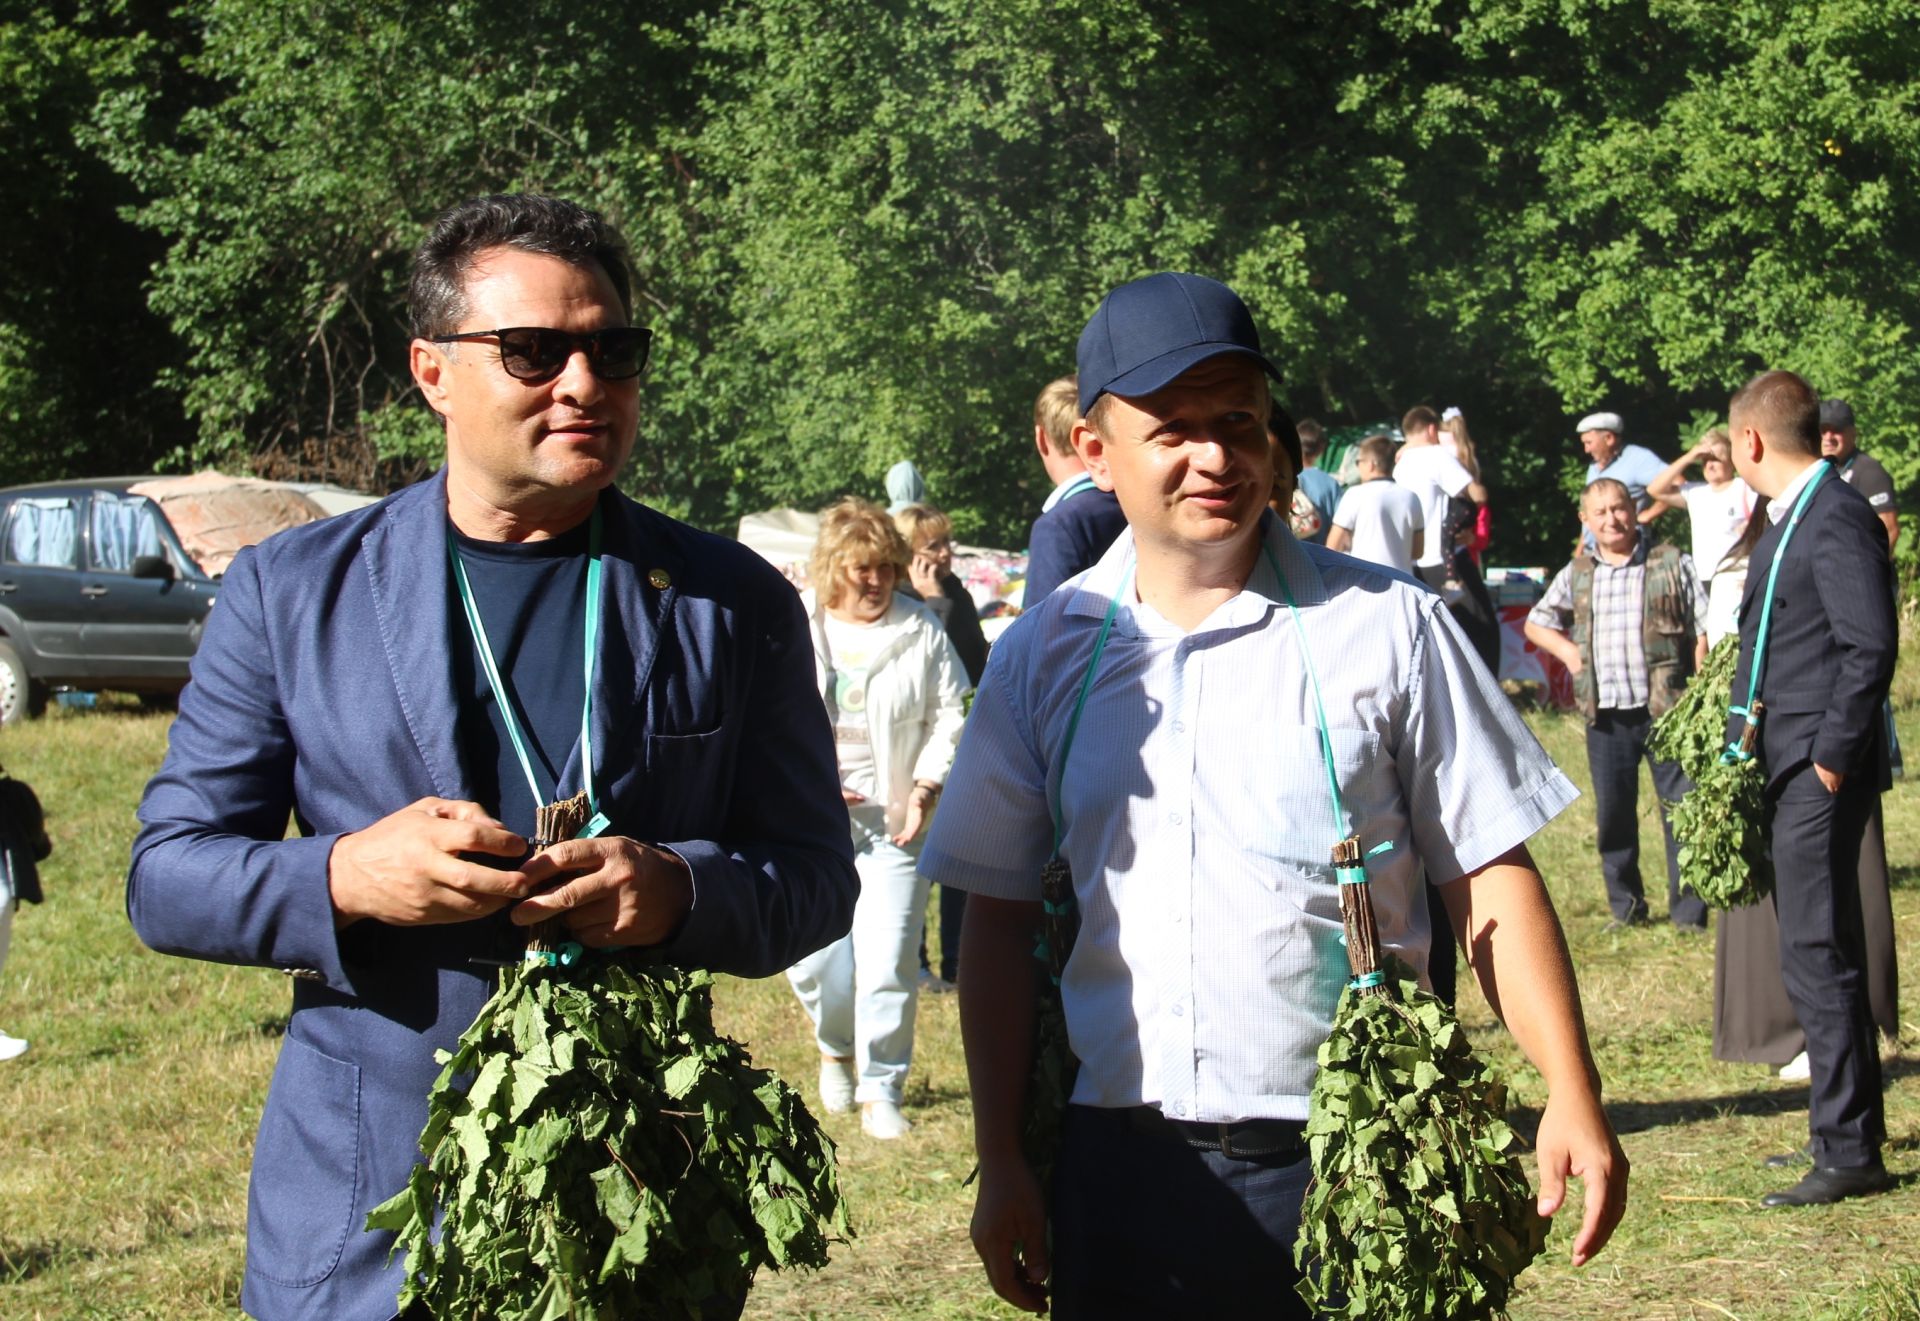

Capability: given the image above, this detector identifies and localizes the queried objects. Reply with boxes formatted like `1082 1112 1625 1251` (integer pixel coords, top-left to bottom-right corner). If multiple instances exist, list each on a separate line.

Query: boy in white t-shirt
1646 428 1754 577
1328 434 1424 573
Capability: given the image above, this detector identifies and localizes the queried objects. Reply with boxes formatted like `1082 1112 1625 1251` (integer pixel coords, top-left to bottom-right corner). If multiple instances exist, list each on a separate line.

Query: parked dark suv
0 476 364 723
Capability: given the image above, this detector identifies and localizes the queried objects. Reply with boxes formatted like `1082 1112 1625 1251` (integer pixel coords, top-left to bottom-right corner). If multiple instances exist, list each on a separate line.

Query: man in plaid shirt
1526 478 1710 930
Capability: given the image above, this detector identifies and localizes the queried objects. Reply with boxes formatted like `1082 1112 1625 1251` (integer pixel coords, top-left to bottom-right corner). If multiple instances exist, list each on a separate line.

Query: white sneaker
861 1100 912 1140
0 1032 28 1061
1778 1050 1811 1081
817 1058 855 1114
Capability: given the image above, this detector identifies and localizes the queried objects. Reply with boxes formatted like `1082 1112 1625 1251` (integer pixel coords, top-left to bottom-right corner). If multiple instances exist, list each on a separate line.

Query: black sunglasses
429 326 653 383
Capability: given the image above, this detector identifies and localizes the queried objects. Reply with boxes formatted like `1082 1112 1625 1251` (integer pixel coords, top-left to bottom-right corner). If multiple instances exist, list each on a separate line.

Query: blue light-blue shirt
1587 443 1668 511
920 522 1578 1122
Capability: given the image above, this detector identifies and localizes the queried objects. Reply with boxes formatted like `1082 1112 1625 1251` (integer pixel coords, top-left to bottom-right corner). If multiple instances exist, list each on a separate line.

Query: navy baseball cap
1075 272 1282 416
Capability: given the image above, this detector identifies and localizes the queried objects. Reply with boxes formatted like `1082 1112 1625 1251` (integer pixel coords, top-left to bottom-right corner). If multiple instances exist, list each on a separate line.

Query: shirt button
1173 1102 1187 1116
1172 912 1185 924
1173 721 1185 733
1169 812 1183 825
1172 1004 1185 1018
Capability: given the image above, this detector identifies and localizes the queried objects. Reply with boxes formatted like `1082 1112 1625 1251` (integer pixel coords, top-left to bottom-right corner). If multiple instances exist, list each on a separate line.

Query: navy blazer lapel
362 471 473 801
554 493 678 803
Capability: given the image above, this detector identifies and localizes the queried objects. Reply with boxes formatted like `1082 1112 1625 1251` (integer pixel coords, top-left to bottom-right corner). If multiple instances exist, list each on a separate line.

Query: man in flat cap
923 272 1627 1317
1580 411 1669 523
1820 399 1899 551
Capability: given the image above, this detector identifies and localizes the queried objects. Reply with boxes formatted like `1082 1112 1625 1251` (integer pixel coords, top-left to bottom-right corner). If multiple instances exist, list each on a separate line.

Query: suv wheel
0 639 47 724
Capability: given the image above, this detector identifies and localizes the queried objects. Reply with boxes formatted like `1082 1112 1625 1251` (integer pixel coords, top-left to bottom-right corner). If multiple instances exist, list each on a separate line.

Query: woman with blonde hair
787 497 971 1138
1439 406 1491 557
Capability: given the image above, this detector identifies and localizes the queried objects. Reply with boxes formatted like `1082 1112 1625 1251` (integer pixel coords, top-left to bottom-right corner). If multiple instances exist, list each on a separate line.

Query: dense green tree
18 0 1920 564
0 0 195 484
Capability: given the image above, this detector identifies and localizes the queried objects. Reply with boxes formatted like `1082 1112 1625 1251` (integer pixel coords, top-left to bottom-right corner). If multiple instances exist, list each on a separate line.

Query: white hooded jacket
802 588 972 839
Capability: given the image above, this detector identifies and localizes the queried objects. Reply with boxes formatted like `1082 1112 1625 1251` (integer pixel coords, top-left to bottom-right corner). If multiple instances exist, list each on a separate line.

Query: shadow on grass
1891 862 1920 890
1505 1055 1920 1143
0 1240 81 1283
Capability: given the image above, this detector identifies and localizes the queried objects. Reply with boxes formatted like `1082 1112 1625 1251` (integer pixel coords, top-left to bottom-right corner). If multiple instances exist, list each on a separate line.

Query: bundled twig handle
1333 835 1385 998
529 791 594 952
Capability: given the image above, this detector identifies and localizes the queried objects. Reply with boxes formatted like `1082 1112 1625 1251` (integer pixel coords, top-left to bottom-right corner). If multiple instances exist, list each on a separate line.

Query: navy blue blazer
1025 483 1128 604
127 472 857 1320
1728 468 1897 791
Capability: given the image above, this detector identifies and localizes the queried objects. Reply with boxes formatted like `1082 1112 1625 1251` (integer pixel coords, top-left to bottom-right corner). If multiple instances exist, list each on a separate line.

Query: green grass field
0 686 1915 1320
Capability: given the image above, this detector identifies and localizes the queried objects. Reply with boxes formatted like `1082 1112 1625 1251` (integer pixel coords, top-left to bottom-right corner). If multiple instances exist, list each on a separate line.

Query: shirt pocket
1233 727 1393 897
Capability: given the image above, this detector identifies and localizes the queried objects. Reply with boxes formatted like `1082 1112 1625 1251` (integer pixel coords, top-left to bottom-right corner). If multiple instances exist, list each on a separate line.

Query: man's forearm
958 894 1044 1164
1440 846 1598 1093
1523 622 1579 671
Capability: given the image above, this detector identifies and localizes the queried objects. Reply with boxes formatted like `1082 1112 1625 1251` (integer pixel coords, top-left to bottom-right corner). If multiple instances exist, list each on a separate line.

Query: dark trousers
1769 767 1885 1167
917 883 967 983
1586 706 1704 927
1425 878 1458 1008
1051 1106 1313 1319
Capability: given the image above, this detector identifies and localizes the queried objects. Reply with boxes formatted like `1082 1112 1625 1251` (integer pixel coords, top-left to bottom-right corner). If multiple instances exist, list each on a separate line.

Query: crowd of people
8 188 1875 1318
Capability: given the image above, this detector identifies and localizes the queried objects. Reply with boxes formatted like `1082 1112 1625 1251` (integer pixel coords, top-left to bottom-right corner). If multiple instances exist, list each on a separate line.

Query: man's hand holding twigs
328 797 529 929
511 837 694 947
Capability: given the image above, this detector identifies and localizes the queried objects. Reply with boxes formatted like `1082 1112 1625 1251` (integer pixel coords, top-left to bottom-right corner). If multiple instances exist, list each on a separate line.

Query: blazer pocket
247 1034 361 1289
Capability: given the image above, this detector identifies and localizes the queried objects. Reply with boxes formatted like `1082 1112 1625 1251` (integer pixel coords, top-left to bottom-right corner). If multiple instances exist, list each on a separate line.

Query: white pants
786 810 929 1104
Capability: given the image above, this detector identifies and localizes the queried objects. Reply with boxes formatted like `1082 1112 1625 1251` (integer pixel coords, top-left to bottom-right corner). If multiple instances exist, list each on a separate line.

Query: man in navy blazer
1024 373 1128 604
1725 369 1896 1207
128 195 858 1319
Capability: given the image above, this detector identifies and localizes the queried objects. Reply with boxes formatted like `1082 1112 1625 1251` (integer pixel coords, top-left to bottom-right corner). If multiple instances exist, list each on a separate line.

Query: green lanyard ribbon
447 506 611 842
1725 461 1832 763
1263 544 1395 990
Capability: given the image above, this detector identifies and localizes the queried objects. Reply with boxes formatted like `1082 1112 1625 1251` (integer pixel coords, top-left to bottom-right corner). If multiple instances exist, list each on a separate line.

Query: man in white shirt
1396 405 1502 672
1328 433 1424 573
922 271 1627 1319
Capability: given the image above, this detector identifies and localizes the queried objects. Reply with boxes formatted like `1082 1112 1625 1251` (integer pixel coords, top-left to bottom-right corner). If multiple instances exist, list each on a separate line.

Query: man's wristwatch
910 780 942 802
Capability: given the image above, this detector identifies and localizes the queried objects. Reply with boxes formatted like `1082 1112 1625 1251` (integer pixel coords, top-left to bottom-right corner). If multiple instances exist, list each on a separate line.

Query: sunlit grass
0 679 1915 1318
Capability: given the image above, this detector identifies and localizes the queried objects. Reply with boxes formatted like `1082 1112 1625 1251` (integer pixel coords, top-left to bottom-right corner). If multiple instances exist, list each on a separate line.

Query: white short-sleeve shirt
1332 479 1425 574
919 522 1578 1123
1393 445 1474 568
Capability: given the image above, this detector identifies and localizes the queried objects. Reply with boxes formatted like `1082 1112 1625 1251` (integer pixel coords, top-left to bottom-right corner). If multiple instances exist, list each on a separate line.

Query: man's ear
411 339 456 421
1034 423 1052 463
1074 419 1114 492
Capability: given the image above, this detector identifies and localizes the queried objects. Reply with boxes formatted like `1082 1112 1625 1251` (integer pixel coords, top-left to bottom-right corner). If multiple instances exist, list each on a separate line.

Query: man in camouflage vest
1525 478 1710 931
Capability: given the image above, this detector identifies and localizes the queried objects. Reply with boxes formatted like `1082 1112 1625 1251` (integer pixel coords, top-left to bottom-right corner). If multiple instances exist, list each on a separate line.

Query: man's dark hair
1268 399 1303 477
408 194 634 339
1729 369 1820 458
1401 404 1439 436
1296 417 1327 456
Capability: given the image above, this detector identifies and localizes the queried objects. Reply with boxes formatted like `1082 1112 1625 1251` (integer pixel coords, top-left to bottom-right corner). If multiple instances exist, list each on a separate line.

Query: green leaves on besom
366 960 849 1320
1296 957 1547 1320
1652 636 1774 909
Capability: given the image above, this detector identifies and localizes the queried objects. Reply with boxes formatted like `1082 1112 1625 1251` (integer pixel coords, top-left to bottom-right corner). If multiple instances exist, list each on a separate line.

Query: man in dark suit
1024 373 1129 603
1725 369 1896 1207
127 194 858 1319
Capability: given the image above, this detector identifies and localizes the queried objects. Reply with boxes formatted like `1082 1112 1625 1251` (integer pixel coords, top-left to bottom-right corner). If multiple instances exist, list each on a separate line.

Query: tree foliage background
5 0 1918 561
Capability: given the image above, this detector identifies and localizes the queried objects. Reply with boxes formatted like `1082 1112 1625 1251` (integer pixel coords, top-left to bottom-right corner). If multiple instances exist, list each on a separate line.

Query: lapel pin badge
648 568 671 590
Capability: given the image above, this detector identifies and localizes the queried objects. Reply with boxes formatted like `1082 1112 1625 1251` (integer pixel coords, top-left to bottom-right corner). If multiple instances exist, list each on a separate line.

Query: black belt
1121 1105 1307 1159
